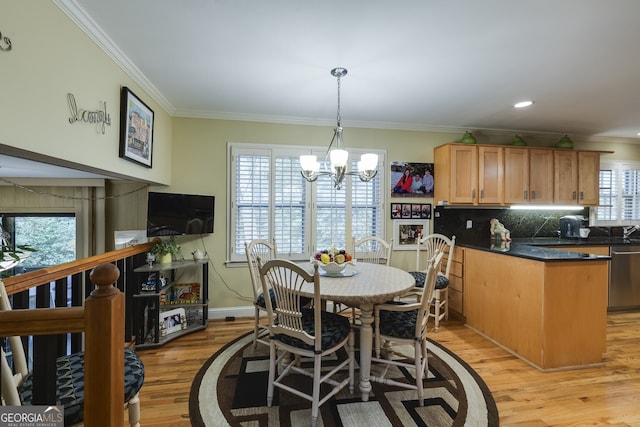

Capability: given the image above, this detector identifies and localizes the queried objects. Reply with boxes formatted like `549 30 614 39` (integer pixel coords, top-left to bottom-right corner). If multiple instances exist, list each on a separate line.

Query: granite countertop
457 237 615 262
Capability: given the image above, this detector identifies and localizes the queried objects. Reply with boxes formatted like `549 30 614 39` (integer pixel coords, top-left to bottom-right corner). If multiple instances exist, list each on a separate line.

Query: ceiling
6 0 640 178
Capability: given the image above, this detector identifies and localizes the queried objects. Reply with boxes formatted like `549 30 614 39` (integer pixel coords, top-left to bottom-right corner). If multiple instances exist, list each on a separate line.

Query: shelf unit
132 259 209 349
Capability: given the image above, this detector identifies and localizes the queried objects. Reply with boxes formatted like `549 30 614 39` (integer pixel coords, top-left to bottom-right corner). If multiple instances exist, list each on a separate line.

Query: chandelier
300 67 378 190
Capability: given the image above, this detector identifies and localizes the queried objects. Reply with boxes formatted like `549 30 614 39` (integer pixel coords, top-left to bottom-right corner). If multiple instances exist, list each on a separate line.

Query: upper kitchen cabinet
528 149 554 204
478 146 504 204
434 144 478 204
504 147 529 204
434 144 503 205
577 151 601 205
504 147 554 204
554 150 601 206
554 150 578 203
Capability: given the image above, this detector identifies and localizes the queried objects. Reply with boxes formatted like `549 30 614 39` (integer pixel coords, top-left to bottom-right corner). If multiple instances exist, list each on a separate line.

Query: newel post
84 263 125 426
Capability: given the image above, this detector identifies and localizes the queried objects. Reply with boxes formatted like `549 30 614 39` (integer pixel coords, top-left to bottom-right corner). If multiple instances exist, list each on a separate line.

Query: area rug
189 332 499 426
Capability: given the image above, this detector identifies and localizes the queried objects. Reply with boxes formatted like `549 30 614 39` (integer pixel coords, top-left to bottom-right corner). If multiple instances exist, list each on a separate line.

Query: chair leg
267 342 276 407
253 306 260 347
443 287 449 321
311 353 322 427
127 392 140 427
433 289 441 331
414 340 424 406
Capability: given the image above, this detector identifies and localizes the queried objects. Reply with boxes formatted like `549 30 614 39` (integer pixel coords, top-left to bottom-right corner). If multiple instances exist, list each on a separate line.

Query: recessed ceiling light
514 100 534 108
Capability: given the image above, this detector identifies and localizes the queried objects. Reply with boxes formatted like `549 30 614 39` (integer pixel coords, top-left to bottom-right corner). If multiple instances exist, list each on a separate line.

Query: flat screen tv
147 192 214 237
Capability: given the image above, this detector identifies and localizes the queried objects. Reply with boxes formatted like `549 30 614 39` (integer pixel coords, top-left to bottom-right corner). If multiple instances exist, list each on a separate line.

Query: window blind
229 143 385 262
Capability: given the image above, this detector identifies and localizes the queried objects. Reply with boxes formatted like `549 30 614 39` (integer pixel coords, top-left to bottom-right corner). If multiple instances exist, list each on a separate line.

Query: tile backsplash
433 206 590 243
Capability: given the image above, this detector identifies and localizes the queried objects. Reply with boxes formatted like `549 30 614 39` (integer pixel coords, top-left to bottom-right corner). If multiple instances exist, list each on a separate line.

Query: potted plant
150 236 181 264
1 225 36 273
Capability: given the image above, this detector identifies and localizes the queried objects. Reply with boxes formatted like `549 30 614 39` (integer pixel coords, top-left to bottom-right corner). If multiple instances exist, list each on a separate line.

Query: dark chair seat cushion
19 348 145 425
378 302 418 339
255 288 277 309
274 307 351 352
409 271 449 290
256 289 312 310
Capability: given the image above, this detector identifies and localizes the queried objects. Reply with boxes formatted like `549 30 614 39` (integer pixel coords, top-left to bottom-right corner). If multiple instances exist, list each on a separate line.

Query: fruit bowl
317 261 348 275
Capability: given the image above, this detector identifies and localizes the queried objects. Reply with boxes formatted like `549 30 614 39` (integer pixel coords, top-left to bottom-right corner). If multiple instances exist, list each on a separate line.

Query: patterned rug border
189 331 499 426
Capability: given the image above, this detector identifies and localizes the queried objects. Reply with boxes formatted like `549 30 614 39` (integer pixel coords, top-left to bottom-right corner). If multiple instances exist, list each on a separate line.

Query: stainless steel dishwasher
609 245 640 311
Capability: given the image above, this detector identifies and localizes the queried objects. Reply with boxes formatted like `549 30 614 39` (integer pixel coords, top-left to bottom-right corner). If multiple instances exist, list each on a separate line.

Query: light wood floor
132 312 640 426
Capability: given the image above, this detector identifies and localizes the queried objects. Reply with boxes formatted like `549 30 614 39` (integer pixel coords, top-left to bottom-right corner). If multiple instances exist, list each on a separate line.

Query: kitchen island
462 239 610 371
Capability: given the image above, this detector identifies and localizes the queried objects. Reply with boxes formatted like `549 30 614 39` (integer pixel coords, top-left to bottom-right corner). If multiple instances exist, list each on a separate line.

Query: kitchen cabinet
554 150 601 206
464 247 608 371
434 144 478 204
554 150 578 203
577 151 601 205
132 259 209 349
434 144 502 205
503 147 554 204
528 149 554 204
478 146 503 204
447 246 464 317
504 147 529 204
437 143 605 207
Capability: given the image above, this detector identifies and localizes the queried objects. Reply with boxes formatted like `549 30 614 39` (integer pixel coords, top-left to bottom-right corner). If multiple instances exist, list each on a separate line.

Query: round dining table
300 262 416 401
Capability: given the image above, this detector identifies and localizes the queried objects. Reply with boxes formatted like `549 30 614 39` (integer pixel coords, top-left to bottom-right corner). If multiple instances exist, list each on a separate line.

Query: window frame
227 142 386 263
592 160 640 226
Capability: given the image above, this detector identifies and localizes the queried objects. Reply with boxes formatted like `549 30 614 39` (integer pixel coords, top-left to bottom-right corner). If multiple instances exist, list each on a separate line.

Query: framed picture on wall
391 203 431 220
393 219 430 250
119 86 154 168
390 161 434 197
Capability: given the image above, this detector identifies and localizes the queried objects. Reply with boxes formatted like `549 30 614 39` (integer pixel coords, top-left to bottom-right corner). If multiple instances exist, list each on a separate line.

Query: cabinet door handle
480 189 484 199
580 191 584 200
524 190 528 200
472 189 476 199
573 191 577 200
532 190 536 200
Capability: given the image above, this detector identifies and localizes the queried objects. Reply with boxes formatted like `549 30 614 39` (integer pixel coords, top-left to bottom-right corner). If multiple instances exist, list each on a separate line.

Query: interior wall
165 117 640 309
104 181 149 251
1 1 173 184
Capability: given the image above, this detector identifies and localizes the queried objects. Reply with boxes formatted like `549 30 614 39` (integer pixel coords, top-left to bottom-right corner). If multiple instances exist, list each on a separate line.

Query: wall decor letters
67 93 111 134
0 29 12 51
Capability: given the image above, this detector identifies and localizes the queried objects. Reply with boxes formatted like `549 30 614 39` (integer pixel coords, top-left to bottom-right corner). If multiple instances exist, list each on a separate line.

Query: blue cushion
409 271 449 290
19 348 144 425
274 307 351 352
378 302 418 339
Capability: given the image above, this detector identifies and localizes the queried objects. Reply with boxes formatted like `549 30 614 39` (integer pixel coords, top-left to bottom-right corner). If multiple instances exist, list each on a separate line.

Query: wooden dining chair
371 251 443 406
244 239 279 347
258 258 355 427
0 280 145 426
334 236 393 321
407 233 456 331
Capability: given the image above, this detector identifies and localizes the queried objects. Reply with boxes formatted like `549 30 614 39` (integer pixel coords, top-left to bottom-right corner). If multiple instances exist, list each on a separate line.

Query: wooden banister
0 241 157 424
0 307 84 336
84 262 125 426
2 239 159 296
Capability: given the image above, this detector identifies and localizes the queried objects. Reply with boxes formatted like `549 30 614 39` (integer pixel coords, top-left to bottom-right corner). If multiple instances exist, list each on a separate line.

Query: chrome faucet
623 225 640 239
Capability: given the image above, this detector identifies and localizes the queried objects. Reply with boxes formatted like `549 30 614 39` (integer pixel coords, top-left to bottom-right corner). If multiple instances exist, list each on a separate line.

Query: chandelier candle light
300 67 379 190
